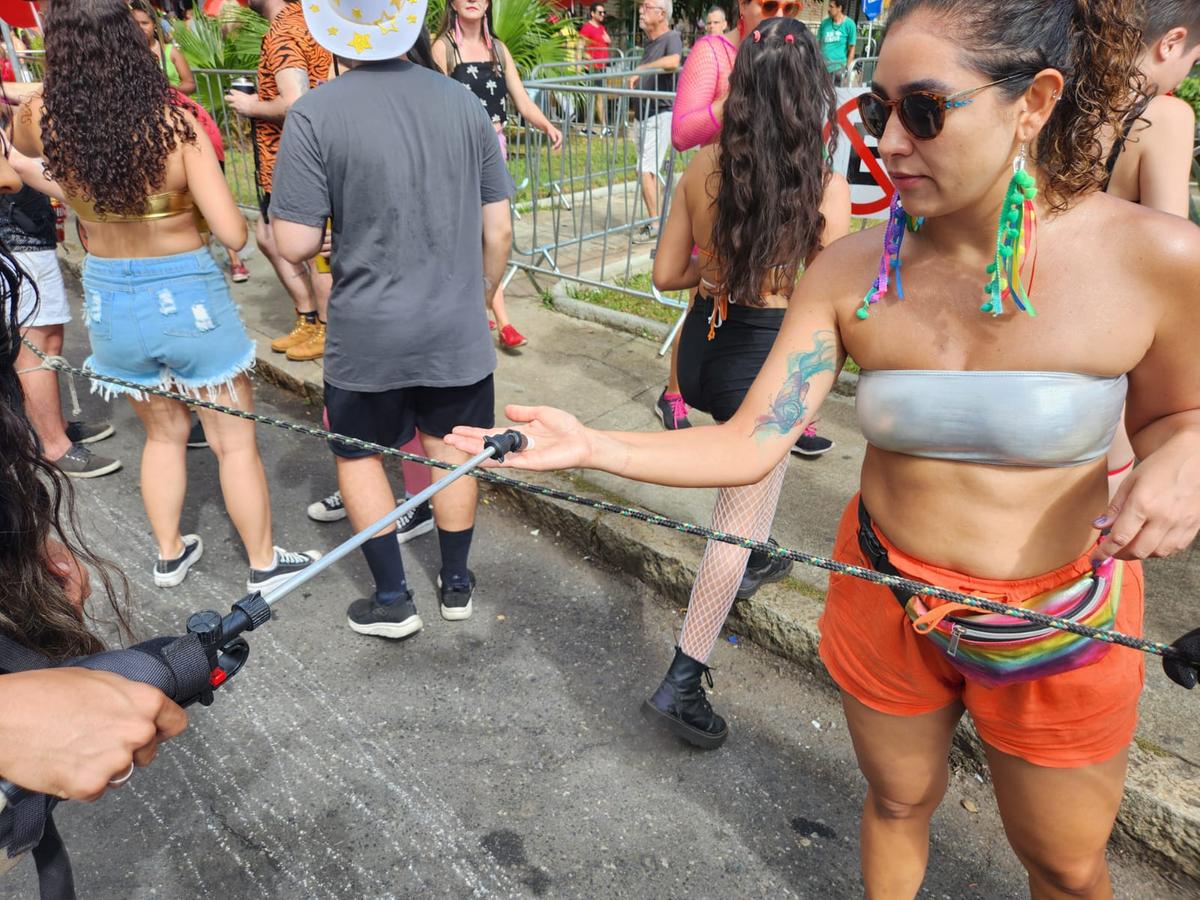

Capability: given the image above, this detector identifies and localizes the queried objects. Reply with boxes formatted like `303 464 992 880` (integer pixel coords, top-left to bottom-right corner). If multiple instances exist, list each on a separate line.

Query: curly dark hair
1 246 130 661
710 18 837 308
41 0 195 219
886 0 1147 211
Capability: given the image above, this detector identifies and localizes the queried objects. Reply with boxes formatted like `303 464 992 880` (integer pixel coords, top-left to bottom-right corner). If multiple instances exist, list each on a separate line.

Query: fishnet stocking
679 455 789 662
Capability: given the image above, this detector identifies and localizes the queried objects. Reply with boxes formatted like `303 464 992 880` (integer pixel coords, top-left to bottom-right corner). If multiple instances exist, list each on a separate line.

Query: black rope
25 340 1187 662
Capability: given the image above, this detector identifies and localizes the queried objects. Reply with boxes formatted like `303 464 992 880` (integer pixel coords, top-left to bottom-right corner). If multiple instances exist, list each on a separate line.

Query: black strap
30 815 73 900
855 498 917 607
1102 97 1151 191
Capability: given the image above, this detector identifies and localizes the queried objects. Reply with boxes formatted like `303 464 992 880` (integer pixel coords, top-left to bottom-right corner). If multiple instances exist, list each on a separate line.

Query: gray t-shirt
271 60 514 392
635 30 682 119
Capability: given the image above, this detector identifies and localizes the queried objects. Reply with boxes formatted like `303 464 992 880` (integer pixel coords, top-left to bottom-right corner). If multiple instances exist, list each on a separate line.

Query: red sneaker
499 324 527 348
231 263 250 283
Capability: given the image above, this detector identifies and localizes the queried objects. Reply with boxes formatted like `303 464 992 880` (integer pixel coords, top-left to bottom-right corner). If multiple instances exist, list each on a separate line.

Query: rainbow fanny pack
856 500 1121 688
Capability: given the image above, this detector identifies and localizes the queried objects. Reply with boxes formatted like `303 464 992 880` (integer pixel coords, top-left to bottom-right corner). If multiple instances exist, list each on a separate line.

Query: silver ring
108 763 134 787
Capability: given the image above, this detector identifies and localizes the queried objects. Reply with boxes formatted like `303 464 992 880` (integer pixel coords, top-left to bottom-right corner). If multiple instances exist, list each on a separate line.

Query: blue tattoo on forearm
752 331 836 438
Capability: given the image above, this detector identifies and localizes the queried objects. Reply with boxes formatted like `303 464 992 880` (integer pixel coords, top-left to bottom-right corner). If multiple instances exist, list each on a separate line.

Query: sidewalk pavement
56 233 1200 883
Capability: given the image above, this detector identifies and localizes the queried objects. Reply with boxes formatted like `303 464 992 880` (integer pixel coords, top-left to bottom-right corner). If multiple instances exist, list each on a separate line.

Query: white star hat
303 0 428 62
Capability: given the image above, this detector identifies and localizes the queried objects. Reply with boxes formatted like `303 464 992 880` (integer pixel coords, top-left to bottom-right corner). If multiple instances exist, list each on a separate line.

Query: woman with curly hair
641 17 849 748
0 144 187 808
449 0 1200 892
15 0 319 593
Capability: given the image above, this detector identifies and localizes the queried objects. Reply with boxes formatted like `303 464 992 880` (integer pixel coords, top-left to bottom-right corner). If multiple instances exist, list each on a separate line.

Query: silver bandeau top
855 370 1128 467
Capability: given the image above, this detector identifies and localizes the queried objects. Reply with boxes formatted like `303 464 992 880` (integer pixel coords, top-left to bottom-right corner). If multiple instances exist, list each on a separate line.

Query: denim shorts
81 249 256 401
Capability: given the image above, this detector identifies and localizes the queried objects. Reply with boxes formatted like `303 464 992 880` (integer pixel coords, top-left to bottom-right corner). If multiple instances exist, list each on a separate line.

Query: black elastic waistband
856 499 917 607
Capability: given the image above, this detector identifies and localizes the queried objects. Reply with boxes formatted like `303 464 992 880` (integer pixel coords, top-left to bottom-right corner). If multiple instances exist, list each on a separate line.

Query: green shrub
1176 75 1200 120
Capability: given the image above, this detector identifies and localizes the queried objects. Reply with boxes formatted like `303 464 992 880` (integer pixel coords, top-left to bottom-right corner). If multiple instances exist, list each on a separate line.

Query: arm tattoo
752 330 836 438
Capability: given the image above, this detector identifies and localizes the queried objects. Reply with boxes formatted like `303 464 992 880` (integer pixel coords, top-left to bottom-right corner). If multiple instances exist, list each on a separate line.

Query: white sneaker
247 547 323 594
307 490 346 522
154 535 203 588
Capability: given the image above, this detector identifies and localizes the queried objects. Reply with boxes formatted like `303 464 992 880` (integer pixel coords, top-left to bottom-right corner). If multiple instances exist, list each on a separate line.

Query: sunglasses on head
757 0 801 16
856 74 1023 141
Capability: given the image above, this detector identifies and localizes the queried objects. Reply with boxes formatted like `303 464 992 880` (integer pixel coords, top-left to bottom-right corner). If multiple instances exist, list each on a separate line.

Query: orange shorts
818 496 1145 768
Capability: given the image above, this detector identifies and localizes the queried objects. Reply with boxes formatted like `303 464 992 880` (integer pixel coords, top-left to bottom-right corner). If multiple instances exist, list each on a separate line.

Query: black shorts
677 294 785 423
324 376 496 459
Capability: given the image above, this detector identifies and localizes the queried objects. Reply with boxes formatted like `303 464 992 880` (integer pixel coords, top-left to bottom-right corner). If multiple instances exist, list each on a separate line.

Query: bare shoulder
1088 191 1200 302
1142 93 1196 132
799 219 882 302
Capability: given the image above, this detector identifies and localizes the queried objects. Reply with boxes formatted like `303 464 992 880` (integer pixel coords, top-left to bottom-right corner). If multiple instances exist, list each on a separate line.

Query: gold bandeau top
68 190 194 224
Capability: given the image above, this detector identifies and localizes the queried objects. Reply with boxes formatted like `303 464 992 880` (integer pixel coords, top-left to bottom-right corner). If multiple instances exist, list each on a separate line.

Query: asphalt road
0 314 1191 898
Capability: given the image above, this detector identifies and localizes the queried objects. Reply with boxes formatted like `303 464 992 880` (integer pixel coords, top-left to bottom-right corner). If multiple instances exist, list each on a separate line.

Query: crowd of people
0 0 1199 897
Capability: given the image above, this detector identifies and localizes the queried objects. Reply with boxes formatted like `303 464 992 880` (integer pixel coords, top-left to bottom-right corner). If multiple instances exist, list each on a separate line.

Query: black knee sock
362 532 407 604
438 527 473 586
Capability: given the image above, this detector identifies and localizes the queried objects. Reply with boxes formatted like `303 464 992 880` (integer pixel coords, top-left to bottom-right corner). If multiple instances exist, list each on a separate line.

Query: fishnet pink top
671 34 738 151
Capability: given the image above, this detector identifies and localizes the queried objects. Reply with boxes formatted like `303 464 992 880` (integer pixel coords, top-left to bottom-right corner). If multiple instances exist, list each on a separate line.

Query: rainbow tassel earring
982 147 1039 317
857 192 923 320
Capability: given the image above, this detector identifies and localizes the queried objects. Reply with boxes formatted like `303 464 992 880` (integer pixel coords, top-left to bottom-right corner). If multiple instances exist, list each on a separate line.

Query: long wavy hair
435 1 504 74
710 17 837 307
885 0 1146 210
0 247 129 661
41 0 195 219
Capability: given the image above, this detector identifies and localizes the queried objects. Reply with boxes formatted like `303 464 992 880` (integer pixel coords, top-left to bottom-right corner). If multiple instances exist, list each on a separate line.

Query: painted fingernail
1092 516 1108 528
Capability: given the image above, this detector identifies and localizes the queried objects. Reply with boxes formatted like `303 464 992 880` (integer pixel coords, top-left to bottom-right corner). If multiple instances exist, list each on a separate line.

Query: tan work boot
271 315 317 353
286 322 326 361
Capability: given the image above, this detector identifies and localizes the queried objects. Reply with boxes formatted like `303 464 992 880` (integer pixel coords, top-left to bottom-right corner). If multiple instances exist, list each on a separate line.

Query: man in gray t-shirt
272 55 514 639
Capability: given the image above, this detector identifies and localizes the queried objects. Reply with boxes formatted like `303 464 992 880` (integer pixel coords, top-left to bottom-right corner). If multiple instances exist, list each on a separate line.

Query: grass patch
566 271 686 326
506 129 650 207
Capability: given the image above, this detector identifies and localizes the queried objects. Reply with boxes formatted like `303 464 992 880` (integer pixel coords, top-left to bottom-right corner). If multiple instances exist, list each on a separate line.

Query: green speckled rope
24 340 1184 661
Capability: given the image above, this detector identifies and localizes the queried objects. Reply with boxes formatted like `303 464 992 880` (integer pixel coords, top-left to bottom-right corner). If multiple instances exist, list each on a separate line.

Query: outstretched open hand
447 404 594 472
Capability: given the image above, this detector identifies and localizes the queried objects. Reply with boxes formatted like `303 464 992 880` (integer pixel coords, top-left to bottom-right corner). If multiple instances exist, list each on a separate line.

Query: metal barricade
13 50 43 81
194 68 260 214
504 68 692 335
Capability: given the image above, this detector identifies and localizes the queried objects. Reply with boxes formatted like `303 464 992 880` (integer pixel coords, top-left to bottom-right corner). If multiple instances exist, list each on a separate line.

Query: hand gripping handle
482 429 529 463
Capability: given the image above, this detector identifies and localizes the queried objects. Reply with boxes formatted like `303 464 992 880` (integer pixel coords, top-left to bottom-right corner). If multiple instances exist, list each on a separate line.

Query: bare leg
399 432 432 496
129 393 191 560
841 691 964 899
337 453 396 536
226 247 243 270
678 455 789 662
17 324 71 460
311 266 332 322
986 742 1126 899
193 374 275 569
256 216 316 315
489 282 511 331
640 171 661 222
419 432 477 532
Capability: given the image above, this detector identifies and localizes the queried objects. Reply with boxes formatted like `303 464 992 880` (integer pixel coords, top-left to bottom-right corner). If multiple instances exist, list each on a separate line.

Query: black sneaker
735 538 793 600
655 389 692 430
307 490 347 523
186 418 208 449
64 421 114 444
438 570 475 621
396 500 434 545
791 425 834 457
347 591 423 639
53 443 122 479
247 547 322 594
154 534 203 588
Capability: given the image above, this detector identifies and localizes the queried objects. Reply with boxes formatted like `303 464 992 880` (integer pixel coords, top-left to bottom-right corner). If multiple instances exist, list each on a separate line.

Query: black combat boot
641 646 729 750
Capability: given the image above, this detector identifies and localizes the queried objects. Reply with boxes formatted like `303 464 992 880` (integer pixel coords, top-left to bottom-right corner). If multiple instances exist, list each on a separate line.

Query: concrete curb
59 245 1200 884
